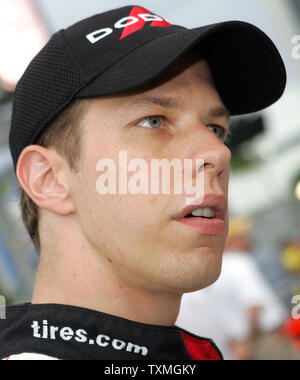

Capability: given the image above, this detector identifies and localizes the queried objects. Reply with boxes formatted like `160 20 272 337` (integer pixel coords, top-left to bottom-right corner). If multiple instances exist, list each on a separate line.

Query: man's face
70 58 231 294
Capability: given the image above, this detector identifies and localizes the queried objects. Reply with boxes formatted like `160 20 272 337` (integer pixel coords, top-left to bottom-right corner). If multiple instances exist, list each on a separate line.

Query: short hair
19 99 90 254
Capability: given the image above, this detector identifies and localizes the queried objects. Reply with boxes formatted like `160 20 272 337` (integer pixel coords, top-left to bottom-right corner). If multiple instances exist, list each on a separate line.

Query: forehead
85 57 228 117
120 58 216 101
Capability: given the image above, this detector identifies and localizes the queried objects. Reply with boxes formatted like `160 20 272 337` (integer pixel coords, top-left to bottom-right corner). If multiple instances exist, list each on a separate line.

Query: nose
187 124 232 178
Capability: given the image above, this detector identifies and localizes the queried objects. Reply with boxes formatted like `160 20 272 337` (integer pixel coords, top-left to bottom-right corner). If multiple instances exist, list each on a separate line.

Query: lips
174 194 227 236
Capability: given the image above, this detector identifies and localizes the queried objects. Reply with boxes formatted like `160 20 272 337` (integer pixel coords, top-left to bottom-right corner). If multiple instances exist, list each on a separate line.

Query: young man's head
17 56 231 295
9 6 286 312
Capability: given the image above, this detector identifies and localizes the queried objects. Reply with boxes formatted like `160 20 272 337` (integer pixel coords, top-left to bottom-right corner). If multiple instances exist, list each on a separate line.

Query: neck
32 239 182 327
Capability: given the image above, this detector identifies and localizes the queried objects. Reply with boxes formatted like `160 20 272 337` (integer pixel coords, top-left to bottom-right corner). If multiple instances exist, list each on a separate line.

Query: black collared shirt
0 304 223 360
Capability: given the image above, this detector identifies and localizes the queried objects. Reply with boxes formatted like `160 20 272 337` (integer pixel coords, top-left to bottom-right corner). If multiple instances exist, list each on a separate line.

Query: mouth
174 194 227 236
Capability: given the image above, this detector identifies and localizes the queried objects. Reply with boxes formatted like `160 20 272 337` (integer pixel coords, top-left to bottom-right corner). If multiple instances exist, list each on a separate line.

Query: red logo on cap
120 7 171 40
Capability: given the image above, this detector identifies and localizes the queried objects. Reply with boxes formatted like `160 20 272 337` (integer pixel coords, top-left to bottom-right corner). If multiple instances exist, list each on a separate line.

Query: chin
160 257 223 295
177 248 223 293
182 271 222 294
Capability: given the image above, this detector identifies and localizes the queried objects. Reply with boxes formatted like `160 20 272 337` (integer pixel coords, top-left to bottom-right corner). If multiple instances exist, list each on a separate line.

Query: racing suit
0 303 223 360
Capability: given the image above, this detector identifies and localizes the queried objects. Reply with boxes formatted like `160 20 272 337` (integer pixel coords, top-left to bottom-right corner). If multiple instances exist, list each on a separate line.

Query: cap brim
77 21 286 115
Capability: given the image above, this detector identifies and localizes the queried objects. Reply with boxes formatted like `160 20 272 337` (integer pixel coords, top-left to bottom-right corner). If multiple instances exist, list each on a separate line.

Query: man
0 5 286 360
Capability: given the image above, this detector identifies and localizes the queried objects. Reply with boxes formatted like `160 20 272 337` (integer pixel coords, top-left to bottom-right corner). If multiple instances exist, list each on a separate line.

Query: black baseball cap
9 5 286 170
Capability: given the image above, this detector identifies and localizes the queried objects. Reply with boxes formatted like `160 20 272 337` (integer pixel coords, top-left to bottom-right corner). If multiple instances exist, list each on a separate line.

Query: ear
16 145 76 216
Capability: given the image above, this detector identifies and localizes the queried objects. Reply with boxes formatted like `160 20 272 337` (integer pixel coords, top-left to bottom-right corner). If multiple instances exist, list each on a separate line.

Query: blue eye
207 124 225 139
137 116 162 129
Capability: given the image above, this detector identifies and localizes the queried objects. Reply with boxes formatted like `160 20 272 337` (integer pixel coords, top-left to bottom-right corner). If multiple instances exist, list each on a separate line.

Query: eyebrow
130 95 230 121
133 95 184 110
207 106 231 122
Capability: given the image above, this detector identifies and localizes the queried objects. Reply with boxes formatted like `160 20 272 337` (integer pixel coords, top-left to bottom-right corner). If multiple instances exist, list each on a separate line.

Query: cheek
74 164 166 250
222 168 230 192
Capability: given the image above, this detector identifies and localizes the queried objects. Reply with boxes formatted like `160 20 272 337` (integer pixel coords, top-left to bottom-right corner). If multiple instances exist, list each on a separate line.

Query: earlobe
17 146 76 216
